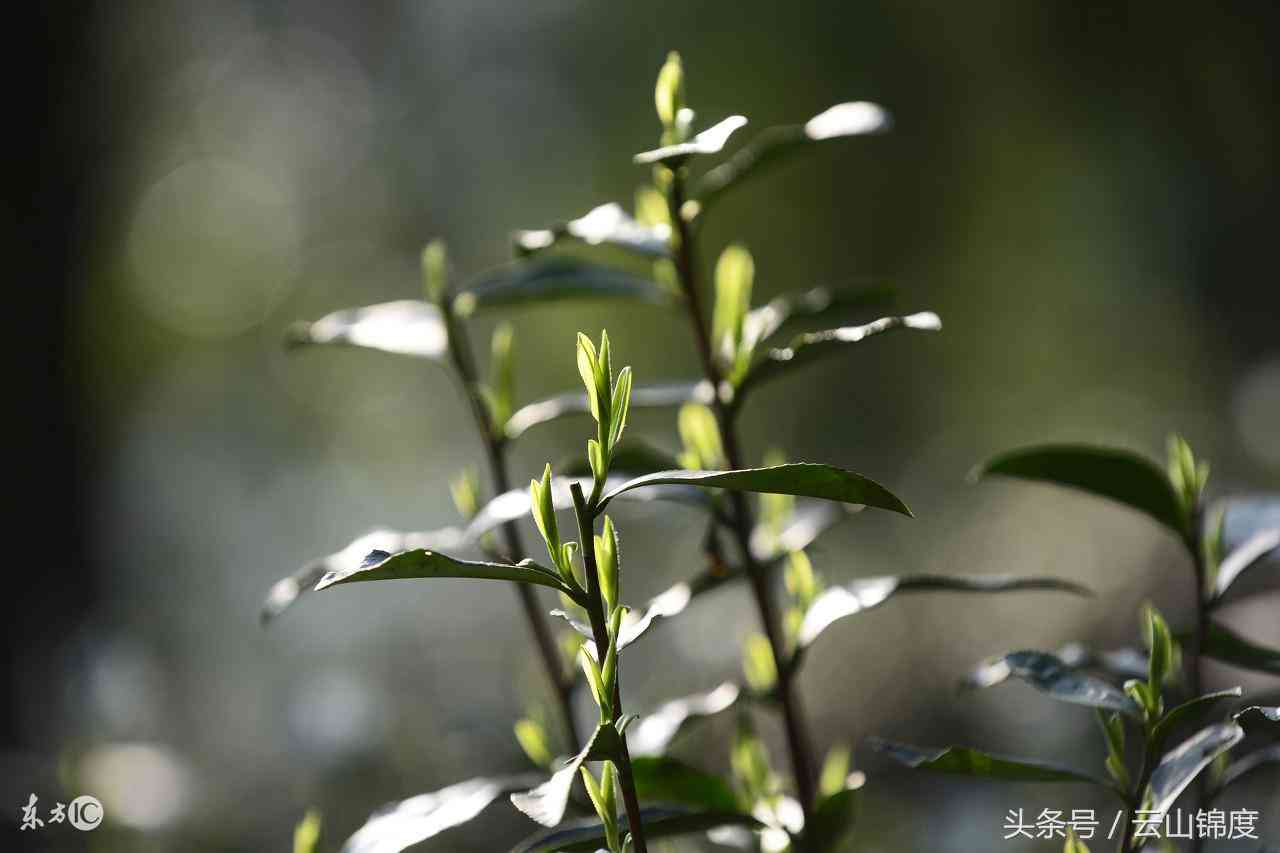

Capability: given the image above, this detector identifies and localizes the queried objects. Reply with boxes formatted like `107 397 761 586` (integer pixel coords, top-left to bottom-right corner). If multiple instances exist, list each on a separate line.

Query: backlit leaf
286 300 447 359
262 526 466 624
962 651 1141 717
339 774 540 853
634 115 749 166
1147 722 1245 827
628 682 742 756
505 381 712 440
738 312 941 394
315 549 580 601
797 576 1090 650
869 738 1103 785
1151 688 1243 749
1211 527 1280 602
694 102 891 212
741 284 896 349
454 257 674 314
510 726 620 828
514 202 671 259
599 464 912 516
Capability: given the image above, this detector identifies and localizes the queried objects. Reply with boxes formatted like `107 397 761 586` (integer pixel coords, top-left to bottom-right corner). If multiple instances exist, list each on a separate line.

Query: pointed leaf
510 726 619 828
515 202 671 259
599 464 912 516
742 284 897 350
286 300 447 359
262 526 466 624
738 312 941 394
1214 743 1280 795
806 782 864 850
633 115 749 166
631 757 739 813
1233 705 1280 726
1147 722 1245 827
512 808 762 853
1201 621 1280 675
314 549 579 601
294 810 323 853
454 257 673 314
1055 643 1150 681
977 444 1189 541
465 476 708 545
339 775 540 853
797 575 1091 650
1151 687 1244 749
962 651 1141 717
629 682 742 756
506 381 712 440
869 738 1103 785
694 102 891 212
1211 527 1280 603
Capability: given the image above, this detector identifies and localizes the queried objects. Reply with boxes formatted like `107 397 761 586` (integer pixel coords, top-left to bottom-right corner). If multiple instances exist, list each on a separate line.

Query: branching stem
666 170 819 832
440 298 582 754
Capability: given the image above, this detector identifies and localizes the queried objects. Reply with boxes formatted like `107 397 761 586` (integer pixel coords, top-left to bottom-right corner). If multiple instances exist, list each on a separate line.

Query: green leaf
628 682 741 756
453 257 674 315
341 774 541 853
653 51 685 129
806 783 863 850
634 115 749 167
513 808 762 853
741 284 897 350
1055 643 1149 681
286 300 448 360
962 651 1141 718
314 548 581 602
694 101 891 212
1233 704 1280 726
1147 722 1245 827
599 463 912 516
869 738 1104 785
1151 687 1243 750
797 575 1091 650
977 444 1189 541
818 745 852 801
514 202 670 260
515 718 555 769
262 526 466 625
293 809 322 853
1201 621 1280 675
1143 603 1176 690
1211 527 1280 603
738 312 941 394
421 239 448 303
510 725 619 828
506 381 710 440
552 567 726 656
1213 743 1280 796
711 243 754 362
1063 828 1092 853
631 757 739 813
465 475 708 545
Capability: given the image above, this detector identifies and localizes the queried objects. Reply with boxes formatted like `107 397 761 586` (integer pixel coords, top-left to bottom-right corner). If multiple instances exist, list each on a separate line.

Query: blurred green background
15 0 1280 850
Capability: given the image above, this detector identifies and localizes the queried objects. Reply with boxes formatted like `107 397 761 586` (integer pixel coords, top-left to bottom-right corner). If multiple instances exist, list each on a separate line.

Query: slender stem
440 299 581 754
1186 508 1207 853
1118 738 1154 853
666 171 819 829
570 483 648 853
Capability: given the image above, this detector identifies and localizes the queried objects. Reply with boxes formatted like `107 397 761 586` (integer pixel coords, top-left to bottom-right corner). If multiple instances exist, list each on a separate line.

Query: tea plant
873 437 1279 851
264 52 1140 851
